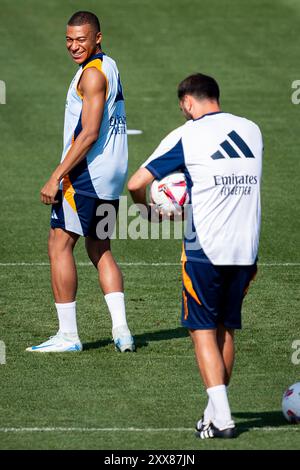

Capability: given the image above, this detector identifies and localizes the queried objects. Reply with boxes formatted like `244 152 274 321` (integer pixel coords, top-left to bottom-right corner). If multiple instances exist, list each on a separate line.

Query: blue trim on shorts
50 191 65 229
181 260 257 330
50 190 119 239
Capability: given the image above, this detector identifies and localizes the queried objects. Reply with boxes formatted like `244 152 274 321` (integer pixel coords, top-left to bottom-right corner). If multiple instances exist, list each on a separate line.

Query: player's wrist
51 168 64 183
52 174 61 183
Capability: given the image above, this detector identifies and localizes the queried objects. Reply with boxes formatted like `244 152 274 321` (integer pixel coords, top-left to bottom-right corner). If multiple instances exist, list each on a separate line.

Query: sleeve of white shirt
141 126 186 180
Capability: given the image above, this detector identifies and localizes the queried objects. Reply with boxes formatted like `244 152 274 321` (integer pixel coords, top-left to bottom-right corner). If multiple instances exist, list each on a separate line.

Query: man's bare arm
127 167 155 206
40 67 106 204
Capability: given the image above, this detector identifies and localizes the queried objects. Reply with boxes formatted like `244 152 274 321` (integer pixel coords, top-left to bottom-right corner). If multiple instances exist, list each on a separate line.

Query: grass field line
0 426 299 433
0 262 300 267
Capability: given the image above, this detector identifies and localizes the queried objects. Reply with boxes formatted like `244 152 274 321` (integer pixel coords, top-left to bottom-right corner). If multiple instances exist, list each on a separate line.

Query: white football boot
112 325 135 352
26 332 82 353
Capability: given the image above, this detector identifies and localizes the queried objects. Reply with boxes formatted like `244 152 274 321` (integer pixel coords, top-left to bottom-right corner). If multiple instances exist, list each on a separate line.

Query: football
282 382 300 423
150 172 189 215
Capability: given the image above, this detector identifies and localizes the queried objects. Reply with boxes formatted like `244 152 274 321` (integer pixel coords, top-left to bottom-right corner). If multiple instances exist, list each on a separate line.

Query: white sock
203 397 214 424
104 292 128 330
207 385 234 430
204 386 228 423
55 301 78 336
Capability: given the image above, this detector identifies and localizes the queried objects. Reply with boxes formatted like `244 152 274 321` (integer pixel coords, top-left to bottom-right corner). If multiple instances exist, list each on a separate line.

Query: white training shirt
142 112 263 265
61 52 128 200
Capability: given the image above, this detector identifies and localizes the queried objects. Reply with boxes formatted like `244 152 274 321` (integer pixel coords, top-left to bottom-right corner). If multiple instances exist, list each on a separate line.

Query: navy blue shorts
181 260 257 330
50 190 119 239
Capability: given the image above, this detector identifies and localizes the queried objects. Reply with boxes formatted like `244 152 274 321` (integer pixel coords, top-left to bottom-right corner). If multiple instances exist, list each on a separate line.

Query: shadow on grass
233 411 289 436
83 326 189 351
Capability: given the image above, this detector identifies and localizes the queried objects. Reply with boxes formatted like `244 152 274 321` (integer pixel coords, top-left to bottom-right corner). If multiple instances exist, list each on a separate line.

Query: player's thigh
85 199 119 262
48 227 79 256
50 189 88 237
88 198 120 240
181 260 223 330
220 264 257 329
85 236 111 263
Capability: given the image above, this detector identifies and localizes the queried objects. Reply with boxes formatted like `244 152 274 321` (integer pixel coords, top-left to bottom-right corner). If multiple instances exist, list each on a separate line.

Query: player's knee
48 232 76 260
85 238 110 261
48 242 54 261
48 240 62 261
48 233 55 260
85 249 99 267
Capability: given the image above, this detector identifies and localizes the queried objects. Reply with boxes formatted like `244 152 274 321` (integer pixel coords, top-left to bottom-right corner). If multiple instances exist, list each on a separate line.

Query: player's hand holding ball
149 172 189 220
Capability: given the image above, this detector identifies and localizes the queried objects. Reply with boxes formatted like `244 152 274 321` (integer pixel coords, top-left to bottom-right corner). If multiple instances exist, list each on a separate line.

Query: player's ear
186 95 193 111
96 32 102 48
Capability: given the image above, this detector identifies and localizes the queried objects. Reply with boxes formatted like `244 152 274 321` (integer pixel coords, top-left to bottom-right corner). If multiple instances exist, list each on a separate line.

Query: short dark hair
68 11 101 33
177 73 220 103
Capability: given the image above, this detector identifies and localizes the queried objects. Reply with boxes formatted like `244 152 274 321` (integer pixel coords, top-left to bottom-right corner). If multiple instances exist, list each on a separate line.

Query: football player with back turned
128 73 263 438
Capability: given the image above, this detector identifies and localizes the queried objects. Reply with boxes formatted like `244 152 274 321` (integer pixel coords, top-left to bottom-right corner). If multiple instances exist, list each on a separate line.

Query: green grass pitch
0 0 299 450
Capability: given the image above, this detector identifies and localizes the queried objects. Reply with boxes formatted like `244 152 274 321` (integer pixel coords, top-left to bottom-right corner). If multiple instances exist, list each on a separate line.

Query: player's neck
92 46 102 57
192 102 220 120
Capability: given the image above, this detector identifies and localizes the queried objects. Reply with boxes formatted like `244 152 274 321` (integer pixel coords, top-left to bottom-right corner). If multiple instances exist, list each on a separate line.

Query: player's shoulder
223 112 262 135
143 123 186 164
82 53 118 74
77 66 106 100
80 65 107 88
157 122 185 142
